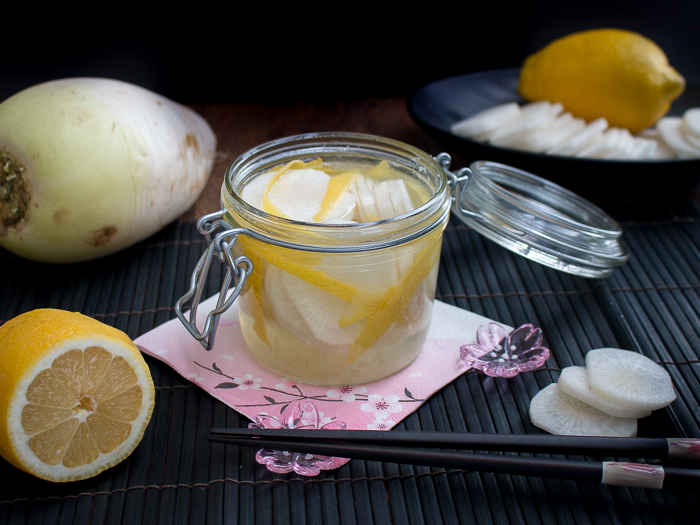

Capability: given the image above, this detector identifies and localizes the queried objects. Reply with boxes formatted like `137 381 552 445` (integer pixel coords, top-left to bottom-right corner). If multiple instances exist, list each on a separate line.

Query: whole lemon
518 29 685 133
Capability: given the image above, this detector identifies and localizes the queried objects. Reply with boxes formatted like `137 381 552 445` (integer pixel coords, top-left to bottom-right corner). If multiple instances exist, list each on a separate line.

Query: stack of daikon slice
451 101 700 160
529 348 676 437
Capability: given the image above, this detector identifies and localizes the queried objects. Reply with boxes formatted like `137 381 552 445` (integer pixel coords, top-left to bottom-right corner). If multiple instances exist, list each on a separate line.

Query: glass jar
179 133 451 385
177 132 628 386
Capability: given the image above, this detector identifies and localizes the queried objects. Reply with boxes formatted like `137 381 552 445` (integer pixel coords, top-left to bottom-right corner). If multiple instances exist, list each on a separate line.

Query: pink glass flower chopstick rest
460 323 549 378
249 400 347 475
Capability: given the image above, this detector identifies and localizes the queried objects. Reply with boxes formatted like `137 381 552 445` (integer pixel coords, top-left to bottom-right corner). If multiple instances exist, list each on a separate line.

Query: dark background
4 1 699 105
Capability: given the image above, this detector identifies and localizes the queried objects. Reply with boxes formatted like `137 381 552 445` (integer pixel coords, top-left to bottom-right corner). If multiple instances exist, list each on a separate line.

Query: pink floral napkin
135 295 512 473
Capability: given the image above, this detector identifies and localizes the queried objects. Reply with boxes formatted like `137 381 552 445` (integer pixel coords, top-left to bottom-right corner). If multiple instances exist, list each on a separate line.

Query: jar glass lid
449 160 628 278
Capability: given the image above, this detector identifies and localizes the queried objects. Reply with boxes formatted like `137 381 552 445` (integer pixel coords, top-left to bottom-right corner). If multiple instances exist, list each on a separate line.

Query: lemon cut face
0 310 155 482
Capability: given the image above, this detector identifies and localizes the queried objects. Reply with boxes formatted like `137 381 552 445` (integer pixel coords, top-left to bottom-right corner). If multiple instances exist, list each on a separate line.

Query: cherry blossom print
318 411 333 426
326 386 368 402
360 394 403 420
234 374 263 390
275 378 298 391
367 419 396 430
460 323 549 378
249 400 347 476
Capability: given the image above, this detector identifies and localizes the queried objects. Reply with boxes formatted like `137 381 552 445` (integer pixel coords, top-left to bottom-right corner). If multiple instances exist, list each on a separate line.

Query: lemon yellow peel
344 229 443 364
0 309 154 482
261 161 298 218
518 29 685 133
363 160 397 181
260 159 325 218
314 171 360 222
239 236 365 303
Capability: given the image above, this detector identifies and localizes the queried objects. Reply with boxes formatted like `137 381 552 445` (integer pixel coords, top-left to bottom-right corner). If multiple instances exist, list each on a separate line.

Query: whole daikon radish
0 78 216 263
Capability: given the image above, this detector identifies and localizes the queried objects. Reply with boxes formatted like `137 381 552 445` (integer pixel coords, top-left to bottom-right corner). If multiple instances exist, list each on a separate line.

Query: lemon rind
6 335 154 482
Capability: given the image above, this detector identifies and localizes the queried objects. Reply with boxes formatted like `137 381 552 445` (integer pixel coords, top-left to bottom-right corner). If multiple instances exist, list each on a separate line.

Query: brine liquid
233 158 442 385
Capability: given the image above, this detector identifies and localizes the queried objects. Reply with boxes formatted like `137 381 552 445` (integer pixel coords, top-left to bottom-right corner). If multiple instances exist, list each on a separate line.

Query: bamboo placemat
1 200 699 524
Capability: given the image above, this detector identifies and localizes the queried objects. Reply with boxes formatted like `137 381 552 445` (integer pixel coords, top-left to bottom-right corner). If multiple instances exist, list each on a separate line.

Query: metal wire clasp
435 152 472 217
175 210 253 350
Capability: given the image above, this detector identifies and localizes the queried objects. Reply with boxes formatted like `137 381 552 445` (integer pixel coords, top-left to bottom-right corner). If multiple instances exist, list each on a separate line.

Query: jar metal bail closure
176 132 627 385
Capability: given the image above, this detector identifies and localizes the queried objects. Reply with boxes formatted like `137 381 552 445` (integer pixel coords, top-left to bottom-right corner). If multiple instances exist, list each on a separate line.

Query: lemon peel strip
261 159 323 218
363 160 396 181
314 171 359 222
344 229 443 364
239 236 365 303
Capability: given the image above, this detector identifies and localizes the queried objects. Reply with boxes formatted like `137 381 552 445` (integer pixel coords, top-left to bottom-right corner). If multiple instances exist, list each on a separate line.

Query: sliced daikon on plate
601 128 636 159
519 113 587 153
656 117 700 158
546 117 609 156
506 111 573 152
682 127 700 149
638 129 676 159
628 137 658 160
451 102 521 139
576 127 624 158
488 101 563 147
682 108 700 142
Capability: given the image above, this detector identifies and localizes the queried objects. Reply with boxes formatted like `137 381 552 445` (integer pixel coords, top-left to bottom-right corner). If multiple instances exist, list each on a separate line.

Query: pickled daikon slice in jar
230 157 443 385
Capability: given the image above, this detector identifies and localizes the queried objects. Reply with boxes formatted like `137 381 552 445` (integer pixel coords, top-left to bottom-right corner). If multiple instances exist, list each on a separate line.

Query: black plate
408 68 700 194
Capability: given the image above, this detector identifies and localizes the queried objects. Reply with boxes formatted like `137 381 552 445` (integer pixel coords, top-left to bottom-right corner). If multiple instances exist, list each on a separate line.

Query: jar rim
221 132 452 253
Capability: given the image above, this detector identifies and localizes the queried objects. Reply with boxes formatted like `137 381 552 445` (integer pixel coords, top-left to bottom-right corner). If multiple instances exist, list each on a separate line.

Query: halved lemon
0 309 155 482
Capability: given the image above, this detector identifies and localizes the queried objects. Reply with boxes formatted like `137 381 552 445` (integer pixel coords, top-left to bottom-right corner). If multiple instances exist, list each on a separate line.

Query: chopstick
210 429 699 461
209 429 700 490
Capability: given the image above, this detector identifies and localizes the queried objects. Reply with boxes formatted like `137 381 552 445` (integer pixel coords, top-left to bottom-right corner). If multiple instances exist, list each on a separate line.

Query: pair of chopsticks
208 429 700 490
